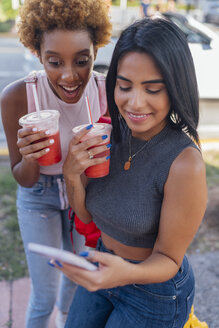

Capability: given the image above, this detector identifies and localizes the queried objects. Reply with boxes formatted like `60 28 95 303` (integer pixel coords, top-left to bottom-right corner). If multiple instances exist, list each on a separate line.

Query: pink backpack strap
93 71 108 116
24 71 38 113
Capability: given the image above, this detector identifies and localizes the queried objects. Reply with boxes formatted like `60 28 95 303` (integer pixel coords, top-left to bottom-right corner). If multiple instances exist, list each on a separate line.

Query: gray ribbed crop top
86 123 199 248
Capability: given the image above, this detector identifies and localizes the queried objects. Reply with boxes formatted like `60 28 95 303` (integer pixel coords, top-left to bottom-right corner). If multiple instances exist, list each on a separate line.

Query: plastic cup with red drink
72 123 112 178
19 109 62 166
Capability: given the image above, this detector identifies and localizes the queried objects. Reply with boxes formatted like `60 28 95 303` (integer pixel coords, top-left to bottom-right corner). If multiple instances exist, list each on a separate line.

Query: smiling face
114 52 171 140
39 29 96 104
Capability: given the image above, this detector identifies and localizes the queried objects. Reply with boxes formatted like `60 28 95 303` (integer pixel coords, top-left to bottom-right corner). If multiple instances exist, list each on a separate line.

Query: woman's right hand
63 124 110 181
63 124 111 221
17 127 54 163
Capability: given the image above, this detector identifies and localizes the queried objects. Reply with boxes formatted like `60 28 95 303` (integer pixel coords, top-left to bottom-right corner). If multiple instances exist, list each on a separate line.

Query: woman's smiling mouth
127 111 151 122
59 83 82 100
62 85 80 92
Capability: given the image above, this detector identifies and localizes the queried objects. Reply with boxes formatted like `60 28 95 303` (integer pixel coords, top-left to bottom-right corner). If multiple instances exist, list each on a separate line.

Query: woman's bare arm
131 146 207 284
64 172 92 223
1 79 54 187
63 127 110 223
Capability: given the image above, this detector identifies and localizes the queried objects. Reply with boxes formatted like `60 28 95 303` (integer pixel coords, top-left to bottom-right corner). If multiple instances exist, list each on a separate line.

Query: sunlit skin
39 29 96 104
115 51 171 141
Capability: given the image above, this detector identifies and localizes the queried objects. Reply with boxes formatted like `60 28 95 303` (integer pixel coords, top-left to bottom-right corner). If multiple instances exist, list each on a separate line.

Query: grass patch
0 150 219 280
0 166 28 281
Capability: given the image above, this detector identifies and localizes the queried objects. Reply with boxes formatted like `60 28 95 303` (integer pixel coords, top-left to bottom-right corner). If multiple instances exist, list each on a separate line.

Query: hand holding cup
64 123 112 180
17 126 55 164
18 110 61 166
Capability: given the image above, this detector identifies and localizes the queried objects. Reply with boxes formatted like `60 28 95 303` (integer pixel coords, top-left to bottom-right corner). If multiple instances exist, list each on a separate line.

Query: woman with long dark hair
54 17 207 328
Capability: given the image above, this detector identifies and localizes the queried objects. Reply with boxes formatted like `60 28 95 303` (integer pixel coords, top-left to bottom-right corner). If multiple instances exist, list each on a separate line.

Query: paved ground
0 251 218 328
0 278 57 328
188 251 219 328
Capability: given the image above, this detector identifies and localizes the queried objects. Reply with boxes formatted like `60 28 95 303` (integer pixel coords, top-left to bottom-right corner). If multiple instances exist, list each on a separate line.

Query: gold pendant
124 157 132 170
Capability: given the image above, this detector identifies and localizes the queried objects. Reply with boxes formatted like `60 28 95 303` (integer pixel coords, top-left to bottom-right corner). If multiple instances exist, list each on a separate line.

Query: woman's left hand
50 251 134 291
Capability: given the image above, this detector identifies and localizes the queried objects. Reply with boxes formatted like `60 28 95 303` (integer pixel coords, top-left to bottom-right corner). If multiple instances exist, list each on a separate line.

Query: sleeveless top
25 70 107 175
86 123 199 248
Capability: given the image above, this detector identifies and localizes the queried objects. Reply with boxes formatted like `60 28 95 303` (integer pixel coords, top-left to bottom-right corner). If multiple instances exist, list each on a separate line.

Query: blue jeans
17 174 88 328
65 238 195 328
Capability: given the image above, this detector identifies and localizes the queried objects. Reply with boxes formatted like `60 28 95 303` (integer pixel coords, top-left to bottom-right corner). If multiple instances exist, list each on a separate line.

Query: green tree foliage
0 0 18 21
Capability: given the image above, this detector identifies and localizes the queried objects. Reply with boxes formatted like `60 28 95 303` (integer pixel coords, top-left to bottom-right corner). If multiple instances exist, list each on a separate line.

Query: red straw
85 96 93 125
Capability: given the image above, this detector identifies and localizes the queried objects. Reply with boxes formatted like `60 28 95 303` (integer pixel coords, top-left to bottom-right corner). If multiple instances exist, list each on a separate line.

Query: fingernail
80 251 89 257
45 130 51 135
32 127 38 132
106 156 110 160
102 135 108 140
45 148 50 152
106 143 112 148
86 124 93 130
55 260 63 268
48 261 55 267
49 139 54 144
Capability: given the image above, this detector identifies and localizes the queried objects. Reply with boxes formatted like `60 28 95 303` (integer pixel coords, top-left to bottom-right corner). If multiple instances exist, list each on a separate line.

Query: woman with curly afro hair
1 0 111 327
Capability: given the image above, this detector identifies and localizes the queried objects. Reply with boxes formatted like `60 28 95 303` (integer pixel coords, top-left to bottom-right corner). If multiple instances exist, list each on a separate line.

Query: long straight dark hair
106 17 200 145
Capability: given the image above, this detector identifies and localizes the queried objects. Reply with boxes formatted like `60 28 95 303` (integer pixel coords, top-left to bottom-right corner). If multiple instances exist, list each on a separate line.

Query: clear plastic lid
19 110 59 125
72 123 111 137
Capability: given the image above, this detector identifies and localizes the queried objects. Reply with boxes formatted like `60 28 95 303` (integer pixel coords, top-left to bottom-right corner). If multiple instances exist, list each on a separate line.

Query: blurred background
0 2 219 327
0 0 219 151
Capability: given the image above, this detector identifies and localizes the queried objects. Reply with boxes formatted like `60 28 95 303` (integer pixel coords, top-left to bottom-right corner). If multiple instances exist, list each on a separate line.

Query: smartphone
28 242 97 271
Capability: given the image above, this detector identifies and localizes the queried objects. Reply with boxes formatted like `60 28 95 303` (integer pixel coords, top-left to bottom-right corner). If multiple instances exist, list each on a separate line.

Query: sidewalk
0 277 57 328
0 251 219 328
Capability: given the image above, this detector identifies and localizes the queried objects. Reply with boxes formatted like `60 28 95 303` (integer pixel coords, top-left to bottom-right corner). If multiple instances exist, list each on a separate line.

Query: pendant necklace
124 132 149 171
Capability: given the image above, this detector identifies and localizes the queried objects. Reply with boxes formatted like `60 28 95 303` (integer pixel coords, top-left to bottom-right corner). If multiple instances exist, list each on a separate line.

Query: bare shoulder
1 78 28 169
170 146 206 180
164 145 207 201
1 77 26 97
1 77 27 137
1 78 27 113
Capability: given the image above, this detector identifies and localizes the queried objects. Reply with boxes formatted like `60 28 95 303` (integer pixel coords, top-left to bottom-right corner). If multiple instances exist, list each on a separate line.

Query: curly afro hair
17 0 112 53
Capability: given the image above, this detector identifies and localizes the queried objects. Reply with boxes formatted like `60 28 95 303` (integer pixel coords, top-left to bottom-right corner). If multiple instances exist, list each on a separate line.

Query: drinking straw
85 95 93 125
32 84 41 117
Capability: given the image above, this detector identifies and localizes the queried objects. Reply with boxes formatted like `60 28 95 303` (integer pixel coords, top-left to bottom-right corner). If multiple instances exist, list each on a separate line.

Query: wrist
22 156 39 166
64 172 81 186
118 260 142 286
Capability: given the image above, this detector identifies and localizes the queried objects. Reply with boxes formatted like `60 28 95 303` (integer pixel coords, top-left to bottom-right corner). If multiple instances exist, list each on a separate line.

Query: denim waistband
37 173 65 188
17 173 69 210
